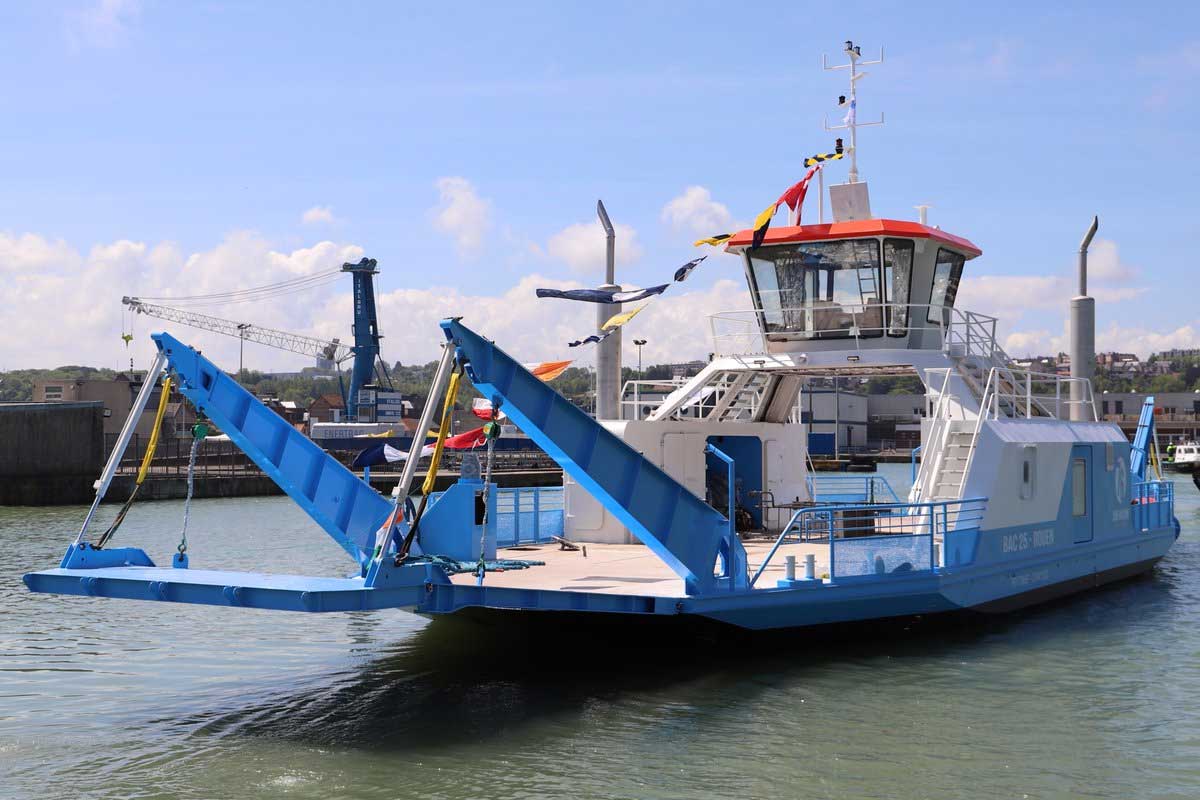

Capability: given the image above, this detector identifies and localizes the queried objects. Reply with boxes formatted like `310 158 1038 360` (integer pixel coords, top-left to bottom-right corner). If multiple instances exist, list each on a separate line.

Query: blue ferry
24 42 1180 632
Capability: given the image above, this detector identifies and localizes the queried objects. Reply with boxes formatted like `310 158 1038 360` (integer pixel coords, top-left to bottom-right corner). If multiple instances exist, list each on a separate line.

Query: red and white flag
777 164 821 222
472 397 506 421
444 426 488 450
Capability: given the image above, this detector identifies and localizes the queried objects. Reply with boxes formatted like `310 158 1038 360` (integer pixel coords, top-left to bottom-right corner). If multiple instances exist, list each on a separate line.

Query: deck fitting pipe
1069 216 1099 421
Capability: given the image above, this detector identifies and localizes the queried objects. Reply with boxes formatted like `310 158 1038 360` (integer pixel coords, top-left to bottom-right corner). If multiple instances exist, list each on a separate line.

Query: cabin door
1069 445 1094 544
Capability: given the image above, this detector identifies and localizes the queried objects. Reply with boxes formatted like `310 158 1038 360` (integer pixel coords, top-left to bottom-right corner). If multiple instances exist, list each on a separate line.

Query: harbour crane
122 257 389 420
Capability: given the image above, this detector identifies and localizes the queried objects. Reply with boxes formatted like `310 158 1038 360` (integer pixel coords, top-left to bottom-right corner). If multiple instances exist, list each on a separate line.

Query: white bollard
785 555 796 581
804 553 816 580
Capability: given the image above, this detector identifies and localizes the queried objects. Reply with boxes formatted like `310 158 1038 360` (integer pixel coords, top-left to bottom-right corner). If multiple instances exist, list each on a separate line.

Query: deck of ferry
449 540 832 597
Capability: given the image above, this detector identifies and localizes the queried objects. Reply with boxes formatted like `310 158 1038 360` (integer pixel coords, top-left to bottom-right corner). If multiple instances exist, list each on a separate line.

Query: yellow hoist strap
135 376 173 485
421 369 462 497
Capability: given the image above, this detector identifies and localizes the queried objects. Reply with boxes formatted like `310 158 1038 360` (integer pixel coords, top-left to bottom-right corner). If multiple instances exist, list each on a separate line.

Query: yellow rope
136 376 173 485
421 370 462 497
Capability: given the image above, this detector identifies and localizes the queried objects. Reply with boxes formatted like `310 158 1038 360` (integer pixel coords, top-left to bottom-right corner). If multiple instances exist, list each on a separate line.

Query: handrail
707 302 1000 357
749 496 988 587
911 367 956 503
807 474 900 504
1132 479 1175 532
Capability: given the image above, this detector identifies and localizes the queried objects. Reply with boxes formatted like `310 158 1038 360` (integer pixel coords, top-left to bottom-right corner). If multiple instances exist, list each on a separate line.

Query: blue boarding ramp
441 318 745 595
23 332 443 611
154 332 394 566
1130 396 1157 481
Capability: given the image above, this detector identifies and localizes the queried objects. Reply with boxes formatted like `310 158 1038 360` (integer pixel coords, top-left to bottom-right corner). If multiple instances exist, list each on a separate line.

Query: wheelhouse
724 219 982 353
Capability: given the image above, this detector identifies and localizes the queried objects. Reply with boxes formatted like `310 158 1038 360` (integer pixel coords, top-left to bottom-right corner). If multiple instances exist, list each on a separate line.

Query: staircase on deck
914 325 1091 504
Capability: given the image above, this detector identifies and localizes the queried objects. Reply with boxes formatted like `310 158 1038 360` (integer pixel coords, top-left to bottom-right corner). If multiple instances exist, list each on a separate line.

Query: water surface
3 464 1199 799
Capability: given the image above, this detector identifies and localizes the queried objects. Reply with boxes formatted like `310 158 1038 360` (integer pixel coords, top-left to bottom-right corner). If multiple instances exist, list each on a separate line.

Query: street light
237 323 251 381
633 339 647 419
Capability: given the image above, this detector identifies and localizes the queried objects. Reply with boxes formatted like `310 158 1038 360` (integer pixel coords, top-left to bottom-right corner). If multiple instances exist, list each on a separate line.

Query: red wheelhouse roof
725 218 982 258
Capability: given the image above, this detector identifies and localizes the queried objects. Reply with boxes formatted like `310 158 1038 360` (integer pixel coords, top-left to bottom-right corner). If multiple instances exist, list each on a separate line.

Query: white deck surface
448 539 831 597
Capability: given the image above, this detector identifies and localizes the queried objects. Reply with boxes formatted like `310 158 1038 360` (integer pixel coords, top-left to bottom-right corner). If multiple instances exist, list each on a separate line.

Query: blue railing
492 486 564 547
750 497 988 587
806 474 900 505
1132 480 1175 532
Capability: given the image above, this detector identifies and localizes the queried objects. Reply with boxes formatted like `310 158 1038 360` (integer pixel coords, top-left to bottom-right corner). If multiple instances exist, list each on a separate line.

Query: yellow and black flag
750 201 779 249
693 233 733 247
804 152 844 168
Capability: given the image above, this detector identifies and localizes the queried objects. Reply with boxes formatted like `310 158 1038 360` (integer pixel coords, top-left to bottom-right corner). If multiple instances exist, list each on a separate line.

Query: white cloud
1003 329 1055 358
956 239 1142 324
432 177 492 254
661 186 734 236
546 220 642 276
0 227 745 374
301 206 335 225
1096 323 1200 359
365 275 751 367
65 0 140 49
0 232 80 273
0 230 363 372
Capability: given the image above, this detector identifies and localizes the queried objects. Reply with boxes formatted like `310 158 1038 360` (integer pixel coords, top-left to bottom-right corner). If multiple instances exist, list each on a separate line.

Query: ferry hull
969 555 1162 614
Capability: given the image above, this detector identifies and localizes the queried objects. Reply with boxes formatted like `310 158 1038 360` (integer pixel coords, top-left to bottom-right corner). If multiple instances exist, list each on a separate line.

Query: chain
178 436 201 555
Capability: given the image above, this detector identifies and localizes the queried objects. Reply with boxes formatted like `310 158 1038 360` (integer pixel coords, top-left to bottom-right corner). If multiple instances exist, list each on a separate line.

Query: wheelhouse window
747 239 882 339
883 238 914 336
927 248 966 325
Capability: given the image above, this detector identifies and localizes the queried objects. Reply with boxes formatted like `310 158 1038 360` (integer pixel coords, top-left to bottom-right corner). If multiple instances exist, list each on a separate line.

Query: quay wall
0 402 104 505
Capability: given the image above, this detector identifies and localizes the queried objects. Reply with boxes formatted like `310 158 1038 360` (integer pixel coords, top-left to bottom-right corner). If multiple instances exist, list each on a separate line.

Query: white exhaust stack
1069 216 1099 421
595 200 622 420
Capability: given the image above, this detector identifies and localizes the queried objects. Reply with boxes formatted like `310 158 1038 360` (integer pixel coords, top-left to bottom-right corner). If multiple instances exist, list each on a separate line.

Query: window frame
926 248 966 325
745 238 885 341
1071 458 1088 517
882 238 915 338
1020 444 1037 500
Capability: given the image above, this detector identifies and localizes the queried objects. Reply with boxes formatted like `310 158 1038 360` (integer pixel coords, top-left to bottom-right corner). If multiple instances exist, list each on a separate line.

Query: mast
823 40 885 185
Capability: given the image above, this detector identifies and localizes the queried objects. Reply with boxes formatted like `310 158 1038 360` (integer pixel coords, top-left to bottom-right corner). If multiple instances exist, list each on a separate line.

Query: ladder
856 268 880 332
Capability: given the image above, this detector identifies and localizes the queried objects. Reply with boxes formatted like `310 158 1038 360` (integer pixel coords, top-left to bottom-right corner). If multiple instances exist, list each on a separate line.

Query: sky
2 1 1199 375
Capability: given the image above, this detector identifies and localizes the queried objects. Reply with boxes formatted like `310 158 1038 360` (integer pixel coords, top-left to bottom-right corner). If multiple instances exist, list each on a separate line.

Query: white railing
618 378 690 421
707 302 1000 358
976 367 1098 422
911 367 957 503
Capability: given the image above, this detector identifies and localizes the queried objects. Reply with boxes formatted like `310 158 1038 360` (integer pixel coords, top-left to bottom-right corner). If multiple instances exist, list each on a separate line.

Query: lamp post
237 323 251 382
633 339 647 420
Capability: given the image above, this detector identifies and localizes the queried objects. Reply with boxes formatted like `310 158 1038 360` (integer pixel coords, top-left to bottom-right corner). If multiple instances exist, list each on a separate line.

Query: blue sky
1 1 1198 371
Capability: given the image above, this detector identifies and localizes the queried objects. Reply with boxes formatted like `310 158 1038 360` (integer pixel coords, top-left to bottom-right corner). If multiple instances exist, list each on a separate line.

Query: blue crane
122 257 390 420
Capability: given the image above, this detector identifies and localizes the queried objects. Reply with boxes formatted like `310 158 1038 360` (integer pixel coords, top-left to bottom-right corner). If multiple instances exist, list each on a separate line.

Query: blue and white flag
352 441 432 469
673 255 706 283
536 284 670 304
568 330 616 348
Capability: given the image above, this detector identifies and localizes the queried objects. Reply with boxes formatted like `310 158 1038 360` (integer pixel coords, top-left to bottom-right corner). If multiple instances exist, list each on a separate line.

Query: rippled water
3 464 1200 799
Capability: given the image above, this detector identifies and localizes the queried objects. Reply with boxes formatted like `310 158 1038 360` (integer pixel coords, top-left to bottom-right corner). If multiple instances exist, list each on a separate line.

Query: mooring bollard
785 555 796 581
804 553 815 580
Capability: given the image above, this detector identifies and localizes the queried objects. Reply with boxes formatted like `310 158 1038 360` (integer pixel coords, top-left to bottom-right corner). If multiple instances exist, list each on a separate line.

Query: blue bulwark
441 319 736 595
153 333 392 567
